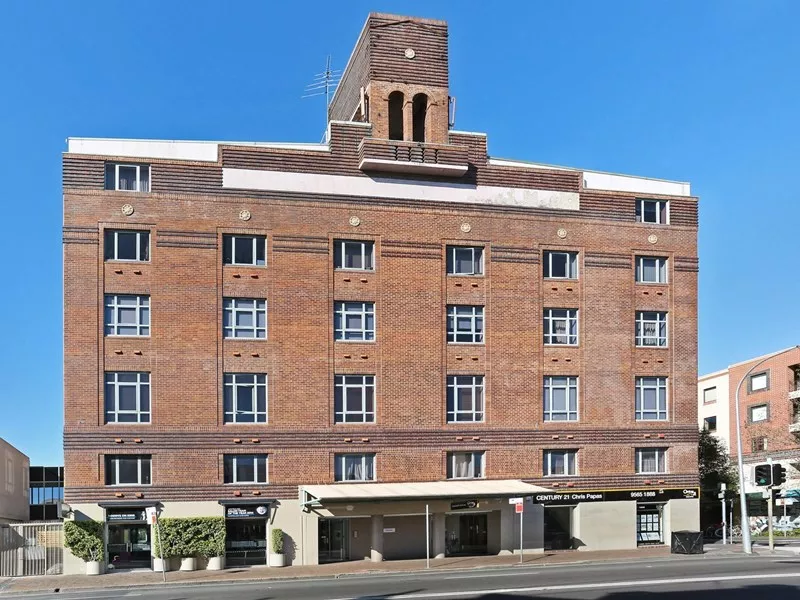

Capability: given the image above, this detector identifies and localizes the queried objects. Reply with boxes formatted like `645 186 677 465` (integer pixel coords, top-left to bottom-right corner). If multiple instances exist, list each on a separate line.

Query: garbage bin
671 530 704 554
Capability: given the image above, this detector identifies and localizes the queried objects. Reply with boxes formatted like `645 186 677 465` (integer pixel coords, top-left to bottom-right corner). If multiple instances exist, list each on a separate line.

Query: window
543 309 578 345
223 455 268 484
447 375 485 423
223 234 266 266
635 256 667 284
635 448 667 474
751 437 768 452
104 295 150 337
703 387 717 404
223 374 267 423
447 306 484 344
334 375 375 423
105 455 151 485
636 199 668 224
749 371 769 393
105 163 150 192
104 230 149 262
104 372 150 423
635 376 668 421
635 311 667 347
544 450 577 476
447 452 484 479
543 376 578 421
704 416 717 432
446 246 484 276
749 404 769 423
388 91 404 141
543 251 578 279
334 454 376 482
223 298 267 339
334 302 375 341
334 240 374 271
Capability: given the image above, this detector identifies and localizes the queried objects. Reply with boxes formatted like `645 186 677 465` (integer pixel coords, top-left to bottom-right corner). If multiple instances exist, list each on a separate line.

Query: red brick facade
63 13 699 505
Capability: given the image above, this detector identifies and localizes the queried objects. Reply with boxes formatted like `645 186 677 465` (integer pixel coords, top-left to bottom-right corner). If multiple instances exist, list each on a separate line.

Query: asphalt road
4 555 800 600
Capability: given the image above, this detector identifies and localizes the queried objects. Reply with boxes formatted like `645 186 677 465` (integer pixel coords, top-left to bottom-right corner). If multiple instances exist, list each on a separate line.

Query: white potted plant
64 520 104 576
269 528 286 567
201 517 226 570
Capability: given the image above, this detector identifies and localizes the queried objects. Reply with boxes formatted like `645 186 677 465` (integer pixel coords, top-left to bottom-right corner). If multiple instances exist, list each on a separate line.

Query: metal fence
0 521 63 577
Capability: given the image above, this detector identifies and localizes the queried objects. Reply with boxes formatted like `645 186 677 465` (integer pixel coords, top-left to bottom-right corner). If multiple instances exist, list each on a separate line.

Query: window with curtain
334 454 375 482
447 452 484 479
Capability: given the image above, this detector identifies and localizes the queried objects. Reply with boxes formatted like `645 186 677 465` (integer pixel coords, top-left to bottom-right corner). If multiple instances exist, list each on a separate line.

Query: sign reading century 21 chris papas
531 488 700 505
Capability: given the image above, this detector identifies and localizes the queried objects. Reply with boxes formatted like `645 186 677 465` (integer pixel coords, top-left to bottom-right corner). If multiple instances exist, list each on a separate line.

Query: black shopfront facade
219 500 275 566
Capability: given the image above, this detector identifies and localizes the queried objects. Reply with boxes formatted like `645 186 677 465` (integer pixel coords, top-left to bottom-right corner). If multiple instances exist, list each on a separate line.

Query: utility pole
719 483 727 545
767 457 774 551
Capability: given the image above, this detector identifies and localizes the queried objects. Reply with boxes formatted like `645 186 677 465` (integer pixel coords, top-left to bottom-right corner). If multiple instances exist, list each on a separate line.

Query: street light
734 345 799 554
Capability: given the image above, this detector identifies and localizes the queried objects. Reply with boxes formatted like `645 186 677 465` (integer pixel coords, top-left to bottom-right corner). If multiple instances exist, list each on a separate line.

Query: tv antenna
302 55 341 142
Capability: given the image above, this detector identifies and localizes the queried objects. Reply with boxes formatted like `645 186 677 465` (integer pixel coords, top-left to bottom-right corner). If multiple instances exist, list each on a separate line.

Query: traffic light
754 464 772 486
772 463 787 486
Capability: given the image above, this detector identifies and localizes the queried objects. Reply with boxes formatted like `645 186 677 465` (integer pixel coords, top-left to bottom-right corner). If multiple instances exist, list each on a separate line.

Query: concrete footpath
0 546 763 596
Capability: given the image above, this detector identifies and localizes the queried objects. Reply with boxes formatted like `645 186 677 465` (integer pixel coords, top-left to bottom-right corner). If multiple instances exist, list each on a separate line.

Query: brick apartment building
699 347 800 509
63 13 699 573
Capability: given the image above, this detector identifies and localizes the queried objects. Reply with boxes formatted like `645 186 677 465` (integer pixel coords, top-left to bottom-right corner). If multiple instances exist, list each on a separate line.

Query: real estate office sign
531 487 699 505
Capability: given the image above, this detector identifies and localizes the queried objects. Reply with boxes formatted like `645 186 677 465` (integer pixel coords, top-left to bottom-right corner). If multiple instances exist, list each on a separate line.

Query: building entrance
544 505 574 550
222 502 271 566
319 518 349 563
446 513 488 556
107 524 151 569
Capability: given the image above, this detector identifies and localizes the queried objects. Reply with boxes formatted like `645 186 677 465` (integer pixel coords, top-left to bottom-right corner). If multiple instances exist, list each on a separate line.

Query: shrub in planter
190 517 226 570
152 518 182 572
64 520 104 575
269 527 285 567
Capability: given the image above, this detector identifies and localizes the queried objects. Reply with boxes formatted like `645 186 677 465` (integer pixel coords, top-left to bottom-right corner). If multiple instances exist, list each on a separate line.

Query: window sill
543 474 577 478
334 480 377 484
105 484 152 488
223 422 270 426
447 274 484 278
634 419 670 423
543 343 580 347
105 335 151 339
334 422 377 426
543 277 579 282
223 482 269 486
335 339 377 344
223 337 268 341
223 264 268 268
105 259 151 264
445 421 486 425
446 477 485 481
635 345 668 349
335 268 376 273
104 422 151 425
635 282 669 286
636 472 668 476
447 342 485 346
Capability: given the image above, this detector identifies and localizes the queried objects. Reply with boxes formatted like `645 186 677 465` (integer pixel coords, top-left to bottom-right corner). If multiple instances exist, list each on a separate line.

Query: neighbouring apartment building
699 347 800 505
63 13 699 573
0 439 30 524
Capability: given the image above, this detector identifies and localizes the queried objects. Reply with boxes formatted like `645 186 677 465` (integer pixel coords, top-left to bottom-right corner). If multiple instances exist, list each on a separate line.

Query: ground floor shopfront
63 483 699 574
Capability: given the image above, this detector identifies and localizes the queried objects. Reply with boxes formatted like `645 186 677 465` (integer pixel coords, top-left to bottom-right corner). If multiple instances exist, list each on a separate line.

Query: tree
699 428 737 492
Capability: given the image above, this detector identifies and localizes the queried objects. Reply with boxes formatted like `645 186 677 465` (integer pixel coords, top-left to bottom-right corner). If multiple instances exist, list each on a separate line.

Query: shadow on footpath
346 584 800 599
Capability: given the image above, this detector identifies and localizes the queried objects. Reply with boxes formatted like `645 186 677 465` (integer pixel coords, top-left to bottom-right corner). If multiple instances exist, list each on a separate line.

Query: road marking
443 571 541 580
326 571 800 600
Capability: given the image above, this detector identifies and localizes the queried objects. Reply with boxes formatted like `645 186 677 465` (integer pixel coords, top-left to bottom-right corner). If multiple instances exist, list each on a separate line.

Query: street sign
145 506 158 525
717 492 726 499
515 502 523 514
762 490 772 500
776 499 796 506
508 497 523 504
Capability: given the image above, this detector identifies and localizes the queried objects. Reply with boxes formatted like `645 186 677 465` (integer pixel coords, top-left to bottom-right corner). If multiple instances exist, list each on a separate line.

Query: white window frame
543 308 579 345
223 373 268 423
446 375 485 423
447 305 484 344
104 229 150 262
105 455 151 486
635 311 668 347
543 376 579 421
223 455 268 484
635 448 667 474
104 372 150 424
446 451 485 479
635 376 668 421
223 234 266 266
223 298 267 339
635 256 668 284
334 240 375 271
543 251 578 279
544 450 577 477
334 301 375 341
447 246 484 276
636 199 669 224
703 387 717 404
106 163 150 192
334 375 376 423
749 404 769 423
334 453 376 482
749 372 769 393
104 294 150 337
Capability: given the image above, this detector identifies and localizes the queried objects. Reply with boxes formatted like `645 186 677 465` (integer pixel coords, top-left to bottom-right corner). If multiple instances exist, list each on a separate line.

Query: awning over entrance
302 479 550 504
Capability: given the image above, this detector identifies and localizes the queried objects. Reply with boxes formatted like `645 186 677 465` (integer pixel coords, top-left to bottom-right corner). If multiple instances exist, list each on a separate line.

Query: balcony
358 138 470 177
789 388 800 401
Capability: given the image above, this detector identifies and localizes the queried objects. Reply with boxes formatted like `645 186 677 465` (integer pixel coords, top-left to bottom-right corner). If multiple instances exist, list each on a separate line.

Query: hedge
64 520 104 562
153 517 225 558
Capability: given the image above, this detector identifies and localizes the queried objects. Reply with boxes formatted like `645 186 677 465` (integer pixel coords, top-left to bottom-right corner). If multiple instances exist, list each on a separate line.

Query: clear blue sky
1 1 798 465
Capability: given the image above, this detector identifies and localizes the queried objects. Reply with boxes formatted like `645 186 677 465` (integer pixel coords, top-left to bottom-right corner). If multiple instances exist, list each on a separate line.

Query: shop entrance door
225 519 267 566
107 524 151 569
637 504 664 545
544 506 574 550
319 519 349 563
446 514 488 555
